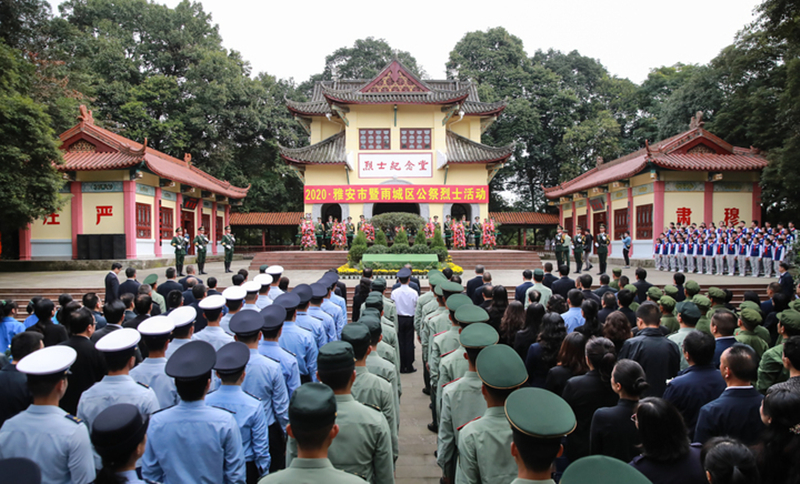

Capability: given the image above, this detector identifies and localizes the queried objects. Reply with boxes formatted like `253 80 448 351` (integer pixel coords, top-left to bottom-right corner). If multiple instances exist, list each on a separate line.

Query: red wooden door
181 211 195 255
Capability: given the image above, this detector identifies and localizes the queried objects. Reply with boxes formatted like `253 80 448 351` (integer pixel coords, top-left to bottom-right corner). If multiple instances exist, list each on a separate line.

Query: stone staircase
449 249 543 271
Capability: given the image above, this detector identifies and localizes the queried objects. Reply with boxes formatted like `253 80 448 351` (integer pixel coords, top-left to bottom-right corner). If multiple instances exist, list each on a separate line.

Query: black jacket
118 279 141 298
618 327 681 398
514 282 533 304
581 289 601 305
58 335 107 415
779 271 794 298
662 364 726 440
26 320 67 347
593 285 616 298
179 275 203 290
633 280 653 305
0 364 31 427
597 306 617 325
105 271 119 303
562 369 619 461
545 365 575 397
157 280 184 300
551 276 576 300
695 387 765 445
466 276 484 299
542 273 557 289
674 284 686 302
590 398 641 463
472 283 491 306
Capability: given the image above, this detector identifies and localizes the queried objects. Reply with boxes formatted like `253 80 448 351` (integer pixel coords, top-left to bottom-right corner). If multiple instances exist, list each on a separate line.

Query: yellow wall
304 165 348 186
661 171 707 182
83 192 124 233
713 192 752 225
664 192 705 227
77 170 128 182
630 173 655 187
31 194 72 239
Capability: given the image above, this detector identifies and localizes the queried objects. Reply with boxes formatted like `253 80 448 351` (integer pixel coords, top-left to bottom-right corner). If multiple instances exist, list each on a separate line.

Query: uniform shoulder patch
64 414 83 424
212 405 236 415
457 415 481 431
136 381 150 389
244 391 262 401
263 354 280 364
282 348 296 357
297 325 312 332
441 349 457 358
363 402 381 412
152 404 176 415
442 377 462 388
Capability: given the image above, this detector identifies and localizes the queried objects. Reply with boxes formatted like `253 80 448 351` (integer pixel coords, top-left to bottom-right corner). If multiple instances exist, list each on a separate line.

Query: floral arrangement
336 261 463 278
362 222 375 243
331 222 347 250
482 218 497 250
424 218 436 239
300 220 316 250
452 221 467 250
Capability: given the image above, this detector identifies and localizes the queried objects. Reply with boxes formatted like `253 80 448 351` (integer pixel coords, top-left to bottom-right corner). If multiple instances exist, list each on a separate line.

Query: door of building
614 208 628 241
564 217 573 236
181 211 195 255
593 212 607 254
577 215 587 233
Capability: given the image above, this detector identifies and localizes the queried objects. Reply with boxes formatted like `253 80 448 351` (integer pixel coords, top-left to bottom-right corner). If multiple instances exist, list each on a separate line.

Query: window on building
636 204 653 240
614 208 629 240
216 216 223 242
359 129 390 150
400 129 431 150
136 203 152 239
159 206 174 240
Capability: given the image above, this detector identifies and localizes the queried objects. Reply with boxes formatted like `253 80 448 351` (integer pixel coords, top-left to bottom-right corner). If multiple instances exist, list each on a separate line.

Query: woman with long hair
547 294 568 315
487 285 509 332
702 437 760 484
754 388 800 484
575 299 602 337
499 300 525 347
352 276 372 322
545 331 589 396
603 310 633 354
90 403 149 484
590 359 649 462
514 303 545 360
630 397 707 484
525 313 567 388
562 337 619 462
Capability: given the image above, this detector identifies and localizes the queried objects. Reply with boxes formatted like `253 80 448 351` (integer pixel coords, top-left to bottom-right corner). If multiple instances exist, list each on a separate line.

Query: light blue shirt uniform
193 326 235 351
77 375 160 430
256 295 271 310
116 470 149 483
206 385 271 476
562 307 586 333
331 293 348 324
0 405 96 484
321 299 345 339
242 303 260 312
220 312 236 335
142 399 245 484
307 305 336 343
165 337 194 359
130 357 178 409
258 340 301 399
267 286 284 302
296 311 326 348
243 348 290 429
279 320 319 381
0 317 25 355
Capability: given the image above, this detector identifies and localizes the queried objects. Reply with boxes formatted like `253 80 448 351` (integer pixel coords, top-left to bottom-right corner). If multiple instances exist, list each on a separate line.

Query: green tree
414 229 427 246
374 228 387 247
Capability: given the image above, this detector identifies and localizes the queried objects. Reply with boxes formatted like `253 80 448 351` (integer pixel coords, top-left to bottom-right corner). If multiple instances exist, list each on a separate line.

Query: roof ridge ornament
77 105 94 125
184 153 192 166
689 110 705 129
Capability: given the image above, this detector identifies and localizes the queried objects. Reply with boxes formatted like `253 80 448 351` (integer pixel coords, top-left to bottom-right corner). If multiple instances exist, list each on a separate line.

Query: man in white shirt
391 267 419 373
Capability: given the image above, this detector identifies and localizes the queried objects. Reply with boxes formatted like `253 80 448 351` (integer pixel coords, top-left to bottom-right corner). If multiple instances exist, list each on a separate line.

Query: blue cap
293 284 313 304
165 340 216 380
397 267 412 279
260 305 287 330
90 403 149 461
310 283 329 299
229 311 263 335
325 271 340 282
214 342 250 374
273 292 301 310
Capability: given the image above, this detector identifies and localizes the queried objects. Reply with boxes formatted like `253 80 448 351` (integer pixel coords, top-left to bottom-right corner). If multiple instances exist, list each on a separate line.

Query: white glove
594 243 599 247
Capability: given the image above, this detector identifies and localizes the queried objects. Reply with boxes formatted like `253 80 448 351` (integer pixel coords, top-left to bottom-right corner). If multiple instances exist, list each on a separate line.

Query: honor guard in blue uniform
0 458 42 484
78 329 159 434
293 284 327 348
258 305 301 399
207 342 271 484
195 295 235 350
308 283 337 343
242 281 263 312
273 292 318 383
131 316 178 408
165 306 197 359
91 404 155 484
265 266 285 302
221 286 248 335
0 346 96 484
319 276 346 339
142 340 245 483
229 310 290 473
254 274 273 310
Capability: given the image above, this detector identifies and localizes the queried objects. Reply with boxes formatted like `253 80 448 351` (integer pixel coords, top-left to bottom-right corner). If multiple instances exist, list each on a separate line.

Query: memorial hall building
279 60 514 223
19 106 249 261
544 115 768 258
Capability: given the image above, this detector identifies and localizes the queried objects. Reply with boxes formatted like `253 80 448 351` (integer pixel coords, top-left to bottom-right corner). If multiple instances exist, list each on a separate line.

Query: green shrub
409 244 430 254
389 244 412 255
366 245 388 254
394 228 409 246
370 212 424 235
431 246 448 262
352 230 368 247
431 228 446 248
414 229 427 246
375 229 388 246
348 245 368 264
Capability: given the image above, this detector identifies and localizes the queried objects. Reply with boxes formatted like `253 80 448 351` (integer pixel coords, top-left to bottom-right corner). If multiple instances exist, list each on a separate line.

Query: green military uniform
735 308 769 360
171 232 188 276
659 296 679 334
561 233 572 269
596 229 610 274
471 219 482 249
609 268 622 291
360 316 401 407
142 274 167 313
684 280 701 300
221 231 235 272
315 220 325 250
444 219 453 248
354 365 398 462
456 345 528 484
437 323 498 481
346 220 355 248
572 233 585 273
692 295 713 335
325 219 334 249
735 302 771 348
554 231 565 267
757 309 800 393
437 347 467 412
193 231 209 274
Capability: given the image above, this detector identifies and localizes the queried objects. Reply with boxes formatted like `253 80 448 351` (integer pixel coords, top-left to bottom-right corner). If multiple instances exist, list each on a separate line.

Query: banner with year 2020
304 185 489 204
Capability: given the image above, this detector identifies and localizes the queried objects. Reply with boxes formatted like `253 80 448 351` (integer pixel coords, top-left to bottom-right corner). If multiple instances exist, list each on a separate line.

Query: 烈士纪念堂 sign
304 185 489 204
358 153 433 178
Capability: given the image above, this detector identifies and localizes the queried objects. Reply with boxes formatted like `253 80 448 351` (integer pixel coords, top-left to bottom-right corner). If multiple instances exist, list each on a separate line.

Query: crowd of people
1 255 800 483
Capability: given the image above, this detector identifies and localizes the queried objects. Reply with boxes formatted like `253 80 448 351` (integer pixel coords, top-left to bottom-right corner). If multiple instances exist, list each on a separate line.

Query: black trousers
398 315 415 371
623 248 630 266
268 422 285 473
246 461 260 484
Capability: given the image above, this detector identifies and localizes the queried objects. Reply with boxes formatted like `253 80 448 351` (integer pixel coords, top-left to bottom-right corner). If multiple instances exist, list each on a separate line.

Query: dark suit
123 314 150 331
542 273 557 289
157 280 183 300
0 363 31 427
466 276 484 299
514 281 533 303
551 276 576 300
118 279 141 298
562 369 619 462
590 399 640 463
472 283 491 306
618 327 681 398
663 364 726 440
581 289 601 305
619 307 637 328
779 271 794 298
91 323 122 344
674 284 686 302
593 285 616 298
105 271 120 303
335 281 347 304
713 337 737 368
59 335 107 415
191 301 208 332
182 289 196 306
633 280 653 305
26 321 68 347
179 275 203 290
597 306 617 325
761 298 774 316
694 387 765 445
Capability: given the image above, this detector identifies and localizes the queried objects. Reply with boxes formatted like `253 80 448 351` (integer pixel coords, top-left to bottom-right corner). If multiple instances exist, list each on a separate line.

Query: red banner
304 185 489 204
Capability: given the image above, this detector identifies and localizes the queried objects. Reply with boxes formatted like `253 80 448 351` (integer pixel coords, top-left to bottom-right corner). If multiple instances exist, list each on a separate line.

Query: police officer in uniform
195 295 235 350
572 227 585 274
287 341 394 484
165 306 197 359
194 226 209 275
596 224 610 275
455 344 528 484
142 340 246 483
0 346 96 484
273 292 318 383
171 227 188 276
91 404 155 484
259 305 302 400
257 383 368 484
207 342 271 484
437 323 498 483
222 225 236 273
130 316 178 408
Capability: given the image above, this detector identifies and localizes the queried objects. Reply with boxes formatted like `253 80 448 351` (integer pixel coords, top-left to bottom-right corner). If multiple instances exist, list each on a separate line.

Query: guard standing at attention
0 346 96 484
171 227 188 276
346 217 356 248
596 224 610 275
572 227 585 274
194 226 209 275
222 225 236 273
554 227 565 268
471 217 482 250
257 383 368 484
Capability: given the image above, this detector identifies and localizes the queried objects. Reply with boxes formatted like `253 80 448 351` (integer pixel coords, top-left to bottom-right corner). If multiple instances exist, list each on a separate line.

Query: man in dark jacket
466 265 485 299
579 274 600 305
156 267 183 300
619 302 681 398
117 267 141 298
617 289 638 328
542 262 558 289
778 262 794 298
104 262 122 303
597 292 618 325
593 274 617 298
514 270 534 304
551 265 576 300
663 330 726 440
694 343 765 445
472 272 493 306
0 332 42 427
632 268 653 304
58 307 107 414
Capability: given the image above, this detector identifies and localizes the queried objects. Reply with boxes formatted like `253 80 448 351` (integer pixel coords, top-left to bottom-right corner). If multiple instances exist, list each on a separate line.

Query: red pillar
18 224 32 261
559 203 564 228
262 229 266 250
586 198 593 232
571 201 576 234
211 201 218 255
70 182 83 260
704 182 714 226
225 204 231 226
606 192 613 238
752 183 762 225
123 180 137 259
654 181 665 243
154 187 163 257
627 187 634 239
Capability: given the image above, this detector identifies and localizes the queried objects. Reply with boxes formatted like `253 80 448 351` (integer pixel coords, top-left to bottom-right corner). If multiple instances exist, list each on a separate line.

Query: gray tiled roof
278 131 346 164
446 131 514 164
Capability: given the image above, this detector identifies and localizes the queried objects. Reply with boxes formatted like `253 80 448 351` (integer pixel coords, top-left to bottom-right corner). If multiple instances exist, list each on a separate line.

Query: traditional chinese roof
543 127 769 199
278 131 346 165
489 212 560 226
446 131 514 164
57 106 249 199
229 212 304 226
285 60 506 117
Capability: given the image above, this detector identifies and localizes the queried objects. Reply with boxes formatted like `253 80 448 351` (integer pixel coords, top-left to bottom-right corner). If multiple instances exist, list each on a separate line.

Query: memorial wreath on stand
482 218 497 250
453 221 467 250
362 222 375 243
300 220 317 250
332 222 348 250
424 218 436 240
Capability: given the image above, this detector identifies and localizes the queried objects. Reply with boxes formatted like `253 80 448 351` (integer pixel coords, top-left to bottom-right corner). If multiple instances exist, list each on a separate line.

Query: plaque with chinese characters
304 185 489 204
358 153 433 178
